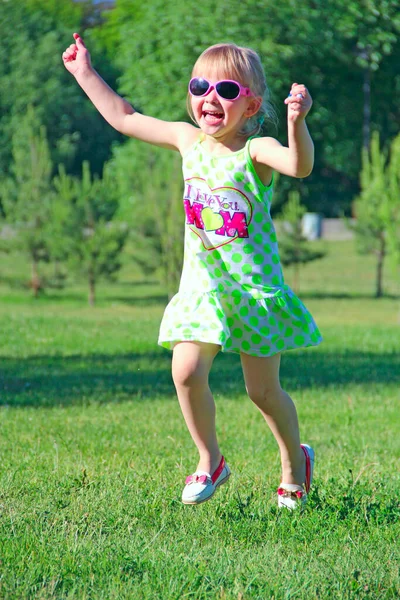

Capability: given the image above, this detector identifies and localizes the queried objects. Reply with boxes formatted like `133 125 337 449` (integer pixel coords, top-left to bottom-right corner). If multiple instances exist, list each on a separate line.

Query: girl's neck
200 132 248 156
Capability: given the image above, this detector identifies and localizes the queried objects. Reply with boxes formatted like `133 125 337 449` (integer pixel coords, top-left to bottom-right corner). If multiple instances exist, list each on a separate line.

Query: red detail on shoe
278 487 304 499
301 445 311 493
185 474 208 485
211 456 225 484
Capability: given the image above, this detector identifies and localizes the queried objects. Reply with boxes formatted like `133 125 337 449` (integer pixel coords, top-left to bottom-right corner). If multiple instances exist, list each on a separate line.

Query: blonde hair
187 43 277 137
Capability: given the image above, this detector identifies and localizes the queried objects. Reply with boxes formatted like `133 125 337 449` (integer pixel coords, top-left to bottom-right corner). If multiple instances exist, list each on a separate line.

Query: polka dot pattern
159 290 322 357
158 137 322 357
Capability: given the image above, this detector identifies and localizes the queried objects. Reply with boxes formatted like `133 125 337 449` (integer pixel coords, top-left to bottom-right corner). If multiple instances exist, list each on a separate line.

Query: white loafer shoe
278 444 315 510
182 456 231 505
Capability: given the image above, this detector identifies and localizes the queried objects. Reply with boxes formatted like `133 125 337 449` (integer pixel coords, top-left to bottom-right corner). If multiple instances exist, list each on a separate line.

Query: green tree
47 164 81 288
3 108 53 296
351 131 392 297
278 191 325 293
106 143 184 296
382 133 400 275
0 0 122 188
89 0 400 218
67 161 129 306
140 151 184 298
261 0 400 215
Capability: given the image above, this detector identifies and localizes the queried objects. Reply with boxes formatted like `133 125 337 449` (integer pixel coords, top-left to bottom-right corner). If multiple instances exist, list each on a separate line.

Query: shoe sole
182 471 231 505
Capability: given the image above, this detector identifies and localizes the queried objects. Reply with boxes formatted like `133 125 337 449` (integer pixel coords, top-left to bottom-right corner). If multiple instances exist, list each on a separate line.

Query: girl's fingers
284 85 311 105
73 32 86 48
63 48 77 62
285 96 303 105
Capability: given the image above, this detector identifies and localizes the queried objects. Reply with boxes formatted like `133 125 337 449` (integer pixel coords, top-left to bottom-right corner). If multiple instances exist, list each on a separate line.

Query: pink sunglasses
188 77 253 101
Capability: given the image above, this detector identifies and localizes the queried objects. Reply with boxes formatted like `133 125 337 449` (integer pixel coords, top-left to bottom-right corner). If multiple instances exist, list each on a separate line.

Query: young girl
63 33 322 510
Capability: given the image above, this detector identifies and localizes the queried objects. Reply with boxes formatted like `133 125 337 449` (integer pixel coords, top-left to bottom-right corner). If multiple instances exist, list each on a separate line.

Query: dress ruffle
158 288 322 357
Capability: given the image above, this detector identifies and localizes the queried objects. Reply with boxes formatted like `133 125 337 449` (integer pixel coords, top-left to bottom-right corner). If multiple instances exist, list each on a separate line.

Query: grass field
0 240 399 599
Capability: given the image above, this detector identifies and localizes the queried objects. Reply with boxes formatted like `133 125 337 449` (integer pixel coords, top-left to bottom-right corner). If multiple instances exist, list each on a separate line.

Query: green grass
0 241 399 599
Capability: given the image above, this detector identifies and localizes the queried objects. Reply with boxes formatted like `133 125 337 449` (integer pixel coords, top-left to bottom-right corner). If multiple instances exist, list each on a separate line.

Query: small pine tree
351 131 389 298
3 107 53 296
52 162 128 306
384 133 400 271
144 152 184 299
48 164 81 288
71 162 129 306
121 147 184 299
278 191 325 293
105 144 184 297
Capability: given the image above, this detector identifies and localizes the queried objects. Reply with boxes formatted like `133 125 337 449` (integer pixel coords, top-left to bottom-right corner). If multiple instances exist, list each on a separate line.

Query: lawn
0 240 399 599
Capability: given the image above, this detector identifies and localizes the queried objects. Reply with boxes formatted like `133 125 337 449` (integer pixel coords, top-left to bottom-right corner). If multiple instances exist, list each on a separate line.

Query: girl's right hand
62 33 91 76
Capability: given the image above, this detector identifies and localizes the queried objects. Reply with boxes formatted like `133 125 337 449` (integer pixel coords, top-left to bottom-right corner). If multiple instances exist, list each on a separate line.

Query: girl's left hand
284 83 312 122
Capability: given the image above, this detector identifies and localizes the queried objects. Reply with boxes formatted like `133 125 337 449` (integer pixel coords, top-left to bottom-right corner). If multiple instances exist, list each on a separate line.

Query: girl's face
190 68 259 141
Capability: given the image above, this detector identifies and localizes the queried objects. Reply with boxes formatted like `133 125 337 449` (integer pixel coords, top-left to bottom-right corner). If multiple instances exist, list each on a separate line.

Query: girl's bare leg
172 341 222 475
240 352 305 485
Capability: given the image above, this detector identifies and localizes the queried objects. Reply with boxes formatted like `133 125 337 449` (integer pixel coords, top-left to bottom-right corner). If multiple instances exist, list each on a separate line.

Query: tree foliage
385 134 400 269
64 161 129 306
2 107 53 295
105 143 184 297
0 0 121 186
352 131 392 297
1 0 400 300
352 131 400 294
94 0 400 216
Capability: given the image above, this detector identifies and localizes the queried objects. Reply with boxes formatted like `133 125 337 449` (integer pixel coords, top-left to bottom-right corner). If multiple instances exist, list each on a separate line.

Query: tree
383 133 400 274
0 0 122 191
106 143 184 297
66 161 129 306
140 151 184 299
48 164 81 288
260 0 400 215
351 131 391 297
278 191 325 293
3 107 53 296
96 0 400 217
327 0 400 150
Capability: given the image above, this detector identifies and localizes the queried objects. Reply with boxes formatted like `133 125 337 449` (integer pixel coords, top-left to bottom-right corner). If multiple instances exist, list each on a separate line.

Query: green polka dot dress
158 137 322 357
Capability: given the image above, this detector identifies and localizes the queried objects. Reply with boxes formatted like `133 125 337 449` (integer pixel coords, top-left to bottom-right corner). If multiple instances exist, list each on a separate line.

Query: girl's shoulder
179 124 203 156
248 136 282 158
248 136 280 187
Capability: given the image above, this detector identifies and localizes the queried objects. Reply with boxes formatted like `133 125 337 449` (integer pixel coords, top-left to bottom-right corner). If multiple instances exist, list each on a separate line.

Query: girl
62 33 322 510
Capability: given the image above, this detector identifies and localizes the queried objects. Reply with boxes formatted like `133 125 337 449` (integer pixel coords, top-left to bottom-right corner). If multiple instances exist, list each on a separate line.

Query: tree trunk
375 233 386 298
363 67 371 150
31 258 40 298
88 272 96 306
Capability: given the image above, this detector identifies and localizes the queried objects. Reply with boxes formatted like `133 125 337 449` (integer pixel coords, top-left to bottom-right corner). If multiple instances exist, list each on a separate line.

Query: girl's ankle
197 453 222 475
281 453 306 486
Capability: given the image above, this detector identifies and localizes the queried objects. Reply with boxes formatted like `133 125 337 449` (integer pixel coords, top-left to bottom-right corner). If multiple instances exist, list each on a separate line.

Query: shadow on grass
0 348 399 408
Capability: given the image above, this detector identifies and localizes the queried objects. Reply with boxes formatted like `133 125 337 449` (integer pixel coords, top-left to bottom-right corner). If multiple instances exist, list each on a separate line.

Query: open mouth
202 110 224 124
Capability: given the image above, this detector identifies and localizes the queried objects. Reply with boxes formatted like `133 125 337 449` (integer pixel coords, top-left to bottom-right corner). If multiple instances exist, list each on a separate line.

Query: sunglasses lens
189 78 210 96
216 81 240 100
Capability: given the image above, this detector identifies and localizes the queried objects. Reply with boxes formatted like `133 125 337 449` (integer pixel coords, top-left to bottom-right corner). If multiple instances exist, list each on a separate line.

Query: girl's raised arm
62 33 196 153
251 84 314 179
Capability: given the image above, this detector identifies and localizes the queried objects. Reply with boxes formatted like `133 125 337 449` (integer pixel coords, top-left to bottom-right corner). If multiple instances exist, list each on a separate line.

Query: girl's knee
172 342 218 389
246 382 283 408
172 357 208 389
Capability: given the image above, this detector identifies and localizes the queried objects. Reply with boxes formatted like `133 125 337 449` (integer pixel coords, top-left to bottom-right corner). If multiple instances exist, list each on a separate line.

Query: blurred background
0 0 399 303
